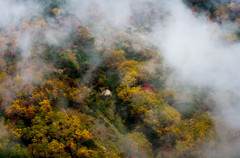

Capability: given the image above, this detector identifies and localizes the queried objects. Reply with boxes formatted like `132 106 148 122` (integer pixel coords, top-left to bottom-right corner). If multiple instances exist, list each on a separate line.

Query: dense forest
0 0 240 157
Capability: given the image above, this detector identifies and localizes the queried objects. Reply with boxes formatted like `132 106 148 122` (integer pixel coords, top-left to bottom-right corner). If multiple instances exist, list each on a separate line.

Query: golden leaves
74 129 93 142
161 106 181 124
39 99 52 113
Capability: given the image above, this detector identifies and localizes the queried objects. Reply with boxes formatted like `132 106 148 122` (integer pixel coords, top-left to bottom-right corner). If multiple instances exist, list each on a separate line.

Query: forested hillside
0 0 240 158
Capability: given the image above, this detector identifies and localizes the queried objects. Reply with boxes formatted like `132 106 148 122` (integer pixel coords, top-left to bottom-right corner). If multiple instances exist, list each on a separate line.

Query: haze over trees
0 0 240 157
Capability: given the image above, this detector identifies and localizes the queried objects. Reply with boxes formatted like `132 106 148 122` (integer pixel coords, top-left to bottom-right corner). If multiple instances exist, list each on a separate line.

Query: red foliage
72 83 78 87
5 52 16 57
9 115 15 120
98 70 105 75
0 106 5 110
143 83 156 93
11 120 18 125
191 6 199 13
107 59 112 64
161 146 169 152
76 105 83 111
